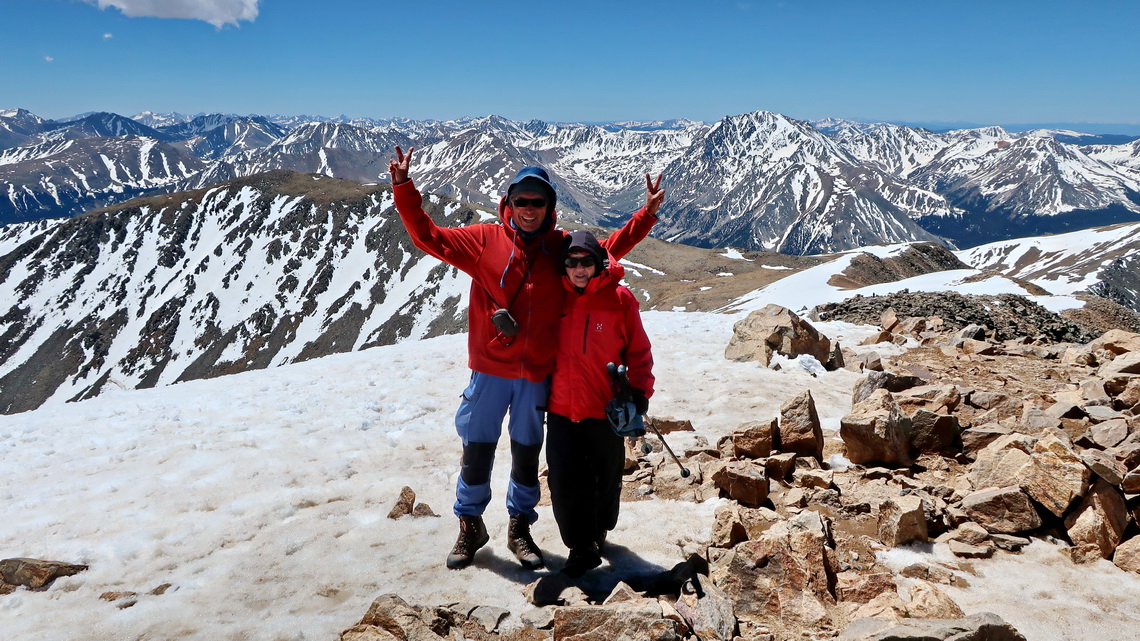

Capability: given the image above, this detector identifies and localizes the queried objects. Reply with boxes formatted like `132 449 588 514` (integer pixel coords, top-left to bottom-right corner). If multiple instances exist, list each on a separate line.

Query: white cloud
103 32 114 39
44 56 55 62
86 0 260 28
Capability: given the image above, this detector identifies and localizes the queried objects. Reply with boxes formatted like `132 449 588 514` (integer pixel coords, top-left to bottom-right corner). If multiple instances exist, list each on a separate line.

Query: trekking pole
606 363 690 478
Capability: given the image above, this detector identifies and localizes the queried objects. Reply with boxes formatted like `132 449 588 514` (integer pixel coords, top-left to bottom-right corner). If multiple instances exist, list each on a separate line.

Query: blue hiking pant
453 371 547 523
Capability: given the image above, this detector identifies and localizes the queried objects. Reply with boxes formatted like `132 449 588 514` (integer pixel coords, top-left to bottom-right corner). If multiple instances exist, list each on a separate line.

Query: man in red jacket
388 146 663 570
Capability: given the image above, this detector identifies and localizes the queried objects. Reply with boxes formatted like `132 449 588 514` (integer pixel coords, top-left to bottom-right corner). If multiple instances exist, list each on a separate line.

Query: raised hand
645 173 664 216
388 146 415 185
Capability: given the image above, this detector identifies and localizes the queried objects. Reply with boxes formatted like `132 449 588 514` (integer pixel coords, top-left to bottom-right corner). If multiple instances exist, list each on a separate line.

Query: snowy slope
0 171 471 414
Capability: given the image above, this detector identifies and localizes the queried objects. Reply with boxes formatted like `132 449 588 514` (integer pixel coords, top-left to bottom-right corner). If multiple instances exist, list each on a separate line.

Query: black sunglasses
511 197 547 209
564 255 597 269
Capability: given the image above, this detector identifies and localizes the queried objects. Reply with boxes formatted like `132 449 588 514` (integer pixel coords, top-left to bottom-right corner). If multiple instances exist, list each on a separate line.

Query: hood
498 166 557 235
562 230 624 293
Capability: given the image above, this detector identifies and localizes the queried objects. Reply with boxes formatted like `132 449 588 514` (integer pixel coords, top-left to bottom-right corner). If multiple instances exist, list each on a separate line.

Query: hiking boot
506 515 545 570
562 544 602 578
446 515 489 570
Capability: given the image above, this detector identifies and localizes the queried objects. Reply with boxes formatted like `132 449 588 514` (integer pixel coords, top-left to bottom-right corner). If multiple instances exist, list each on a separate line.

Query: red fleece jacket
392 179 656 382
548 258 654 422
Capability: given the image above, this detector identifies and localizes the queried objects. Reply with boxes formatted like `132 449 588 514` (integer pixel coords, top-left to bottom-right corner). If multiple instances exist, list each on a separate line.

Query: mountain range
3 107 1139 252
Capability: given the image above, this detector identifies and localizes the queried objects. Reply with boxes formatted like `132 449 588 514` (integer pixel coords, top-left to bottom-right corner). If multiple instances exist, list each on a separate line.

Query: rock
646 416 695 434
732 419 775 459
1113 536 1140 573
853 351 885 372
1064 480 1129 563
796 469 834 489
951 522 990 545
1115 377 1140 410
765 452 797 482
468 606 509 633
841 389 914 467
711 503 749 549
710 461 770 507
0 558 88 589
906 579 965 619
520 607 556 630
603 582 643 605
1079 449 1127 485
527 575 589 607
387 486 416 519
862 330 894 346
1020 407 1062 432
968 434 1035 490
961 486 1042 534
1085 405 1126 423
1123 470 1140 494
909 410 961 455
960 338 998 356
412 503 438 518
851 591 909 621
989 534 1031 552
835 572 896 604
828 341 847 371
1085 419 1130 449
779 390 824 460
1099 352 1140 378
709 511 837 626
1062 346 1098 367
341 624 402 641
956 324 988 341
838 612 1027 641
99 591 139 609
673 576 737 641
878 495 929 547
725 304 832 367
553 601 682 641
851 370 924 406
357 594 446 641
1089 329 1140 355
881 308 900 332
959 424 1010 455
900 563 967 588
948 540 994 558
1018 435 1091 517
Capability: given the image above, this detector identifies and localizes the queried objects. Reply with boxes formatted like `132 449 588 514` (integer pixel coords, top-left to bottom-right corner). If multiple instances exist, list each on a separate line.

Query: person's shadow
478 541 689 602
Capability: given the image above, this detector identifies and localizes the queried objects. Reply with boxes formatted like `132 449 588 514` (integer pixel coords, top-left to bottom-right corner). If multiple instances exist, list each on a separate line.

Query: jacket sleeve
393 179 483 274
620 290 655 398
599 206 656 261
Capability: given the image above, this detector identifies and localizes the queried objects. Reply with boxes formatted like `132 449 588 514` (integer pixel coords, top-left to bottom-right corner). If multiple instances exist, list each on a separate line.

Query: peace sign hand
388 146 415 185
645 173 664 216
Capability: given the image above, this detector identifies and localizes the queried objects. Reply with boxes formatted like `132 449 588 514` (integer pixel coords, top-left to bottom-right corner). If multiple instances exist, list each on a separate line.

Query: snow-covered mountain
5 107 1140 255
0 171 472 414
0 136 204 225
131 110 194 128
650 111 951 254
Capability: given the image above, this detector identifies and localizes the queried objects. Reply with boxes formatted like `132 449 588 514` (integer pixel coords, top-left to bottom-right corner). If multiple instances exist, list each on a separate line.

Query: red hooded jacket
392 179 656 382
548 255 654 422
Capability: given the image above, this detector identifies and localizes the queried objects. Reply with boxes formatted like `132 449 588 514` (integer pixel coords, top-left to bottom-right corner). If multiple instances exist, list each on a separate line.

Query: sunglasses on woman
564 255 597 268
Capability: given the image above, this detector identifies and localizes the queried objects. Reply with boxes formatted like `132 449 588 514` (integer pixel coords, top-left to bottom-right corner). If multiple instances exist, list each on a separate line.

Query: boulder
779 390 824 460
960 425 1010 457
1116 377 1140 410
765 452 797 482
835 572 897 604
950 521 990 545
553 600 682 641
840 389 914 467
906 579 965 619
880 308 900 332
838 612 1027 641
1089 329 1140 355
1113 536 1140 573
878 495 929 547
1099 352 1140 378
710 511 837 626
0 558 88 589
711 503 749 549
646 416 695 434
1064 480 1129 563
850 592 908 621
387 487 416 519
948 540 994 558
852 351 885 372
1084 419 1130 448
710 461 769 507
861 330 894 346
673 576 737 641
725 304 831 367
356 594 446 641
1018 435 1091 517
851 371 924 406
1079 449 1127 485
1123 470 1140 494
961 486 1042 534
732 419 775 459
909 410 961 455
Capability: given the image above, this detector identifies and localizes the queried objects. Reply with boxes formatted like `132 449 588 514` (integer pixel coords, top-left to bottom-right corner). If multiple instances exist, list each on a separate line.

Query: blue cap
507 166 556 213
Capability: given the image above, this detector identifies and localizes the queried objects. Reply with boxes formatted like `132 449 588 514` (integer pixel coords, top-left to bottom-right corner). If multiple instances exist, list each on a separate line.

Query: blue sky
3 0 1138 130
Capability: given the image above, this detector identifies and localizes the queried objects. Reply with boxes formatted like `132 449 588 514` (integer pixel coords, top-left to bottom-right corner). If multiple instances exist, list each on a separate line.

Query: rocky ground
7 295 1139 641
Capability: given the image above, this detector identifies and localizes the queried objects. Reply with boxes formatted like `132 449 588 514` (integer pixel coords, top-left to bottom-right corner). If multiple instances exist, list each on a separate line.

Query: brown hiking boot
446 515 489 570
506 515 545 570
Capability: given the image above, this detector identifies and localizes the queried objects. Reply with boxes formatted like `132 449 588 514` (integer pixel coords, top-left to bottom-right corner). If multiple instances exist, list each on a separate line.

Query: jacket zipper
581 313 590 354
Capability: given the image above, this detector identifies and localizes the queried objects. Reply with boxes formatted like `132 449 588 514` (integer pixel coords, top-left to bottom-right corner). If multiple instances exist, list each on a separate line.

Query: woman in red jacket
546 230 654 577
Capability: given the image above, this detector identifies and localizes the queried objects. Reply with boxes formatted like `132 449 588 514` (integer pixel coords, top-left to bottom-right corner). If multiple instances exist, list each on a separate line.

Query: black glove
632 388 649 416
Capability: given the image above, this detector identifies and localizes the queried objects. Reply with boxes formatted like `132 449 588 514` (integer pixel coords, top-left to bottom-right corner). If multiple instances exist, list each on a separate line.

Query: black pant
546 413 624 551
